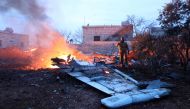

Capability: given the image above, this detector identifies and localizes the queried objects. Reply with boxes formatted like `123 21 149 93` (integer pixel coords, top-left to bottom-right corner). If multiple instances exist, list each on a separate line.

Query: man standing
117 37 129 67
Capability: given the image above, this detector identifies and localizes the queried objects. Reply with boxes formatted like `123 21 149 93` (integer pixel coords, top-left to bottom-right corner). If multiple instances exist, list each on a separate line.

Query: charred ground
0 67 190 109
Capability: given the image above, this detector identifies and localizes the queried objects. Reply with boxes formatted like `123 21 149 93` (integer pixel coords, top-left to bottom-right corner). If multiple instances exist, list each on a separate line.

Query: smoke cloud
0 0 47 21
0 0 53 47
0 0 90 69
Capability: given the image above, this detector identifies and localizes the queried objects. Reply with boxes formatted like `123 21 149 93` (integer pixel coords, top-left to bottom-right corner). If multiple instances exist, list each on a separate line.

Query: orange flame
0 24 92 70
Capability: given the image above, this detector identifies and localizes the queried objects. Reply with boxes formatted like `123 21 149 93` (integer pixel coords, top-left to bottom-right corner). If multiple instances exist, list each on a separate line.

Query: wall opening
94 36 100 41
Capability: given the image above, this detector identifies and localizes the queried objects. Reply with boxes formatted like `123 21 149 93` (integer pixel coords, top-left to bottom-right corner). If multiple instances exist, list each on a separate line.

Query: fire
21 23 92 70
0 28 91 70
0 23 93 70
0 0 92 70
50 65 59 69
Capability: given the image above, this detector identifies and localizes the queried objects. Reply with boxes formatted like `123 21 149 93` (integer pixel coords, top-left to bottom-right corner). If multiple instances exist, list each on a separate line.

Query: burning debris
0 47 32 69
51 57 68 65
0 0 92 70
0 0 130 70
0 0 189 109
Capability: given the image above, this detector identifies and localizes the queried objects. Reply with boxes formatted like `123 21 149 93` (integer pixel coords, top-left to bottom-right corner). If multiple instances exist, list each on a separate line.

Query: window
94 36 100 41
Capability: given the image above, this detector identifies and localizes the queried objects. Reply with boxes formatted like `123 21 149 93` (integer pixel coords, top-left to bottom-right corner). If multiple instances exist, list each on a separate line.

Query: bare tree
58 29 72 43
72 28 83 44
125 15 146 36
124 15 156 36
58 28 83 44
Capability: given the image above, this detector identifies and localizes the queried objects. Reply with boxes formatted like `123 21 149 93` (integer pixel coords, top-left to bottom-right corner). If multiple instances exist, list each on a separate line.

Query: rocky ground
0 67 190 109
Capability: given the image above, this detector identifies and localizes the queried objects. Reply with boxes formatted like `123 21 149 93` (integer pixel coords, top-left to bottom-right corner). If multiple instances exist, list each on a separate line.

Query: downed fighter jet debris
52 57 171 108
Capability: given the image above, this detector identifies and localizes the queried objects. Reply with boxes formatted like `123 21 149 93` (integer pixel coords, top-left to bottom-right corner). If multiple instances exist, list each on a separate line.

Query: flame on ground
28 31 92 69
0 23 91 70
0 23 127 70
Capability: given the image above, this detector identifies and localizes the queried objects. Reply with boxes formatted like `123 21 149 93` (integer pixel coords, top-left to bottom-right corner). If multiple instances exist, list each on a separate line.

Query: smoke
0 0 59 69
0 0 54 47
0 0 47 21
0 0 90 69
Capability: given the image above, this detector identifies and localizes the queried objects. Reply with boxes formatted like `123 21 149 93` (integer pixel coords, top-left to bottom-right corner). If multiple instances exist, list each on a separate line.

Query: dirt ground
0 68 190 109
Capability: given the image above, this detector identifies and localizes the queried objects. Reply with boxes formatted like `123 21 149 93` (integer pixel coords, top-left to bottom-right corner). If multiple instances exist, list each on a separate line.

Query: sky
0 0 171 34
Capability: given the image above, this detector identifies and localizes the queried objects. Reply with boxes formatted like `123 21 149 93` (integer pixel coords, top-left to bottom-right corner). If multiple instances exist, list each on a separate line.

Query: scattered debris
52 58 171 108
101 88 171 108
1 68 190 109
139 79 174 89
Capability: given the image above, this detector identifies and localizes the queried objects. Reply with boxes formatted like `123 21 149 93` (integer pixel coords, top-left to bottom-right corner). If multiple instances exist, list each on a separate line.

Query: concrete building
0 28 29 50
76 23 133 55
82 23 133 43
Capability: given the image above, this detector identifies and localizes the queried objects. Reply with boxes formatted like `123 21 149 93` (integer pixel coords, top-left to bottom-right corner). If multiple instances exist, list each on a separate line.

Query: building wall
83 25 123 43
83 25 133 43
73 41 133 55
0 32 29 50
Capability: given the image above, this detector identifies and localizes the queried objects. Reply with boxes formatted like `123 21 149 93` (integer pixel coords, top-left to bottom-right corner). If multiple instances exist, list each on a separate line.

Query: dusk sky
0 0 171 33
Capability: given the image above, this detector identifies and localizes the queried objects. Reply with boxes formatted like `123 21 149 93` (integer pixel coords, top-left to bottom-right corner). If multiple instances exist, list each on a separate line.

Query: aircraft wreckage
51 57 171 108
